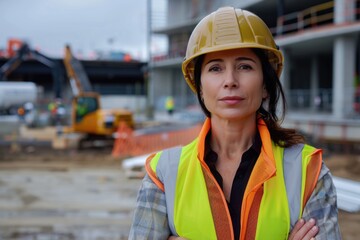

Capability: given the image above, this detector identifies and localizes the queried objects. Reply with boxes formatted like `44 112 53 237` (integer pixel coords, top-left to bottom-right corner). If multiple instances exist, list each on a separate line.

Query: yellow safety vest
146 118 322 240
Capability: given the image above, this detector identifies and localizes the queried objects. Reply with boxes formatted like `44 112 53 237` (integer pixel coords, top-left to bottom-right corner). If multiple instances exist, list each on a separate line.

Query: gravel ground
0 147 141 240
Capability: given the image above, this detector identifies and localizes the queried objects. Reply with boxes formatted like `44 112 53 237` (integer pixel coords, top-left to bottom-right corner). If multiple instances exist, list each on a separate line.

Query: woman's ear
199 88 204 102
262 86 268 99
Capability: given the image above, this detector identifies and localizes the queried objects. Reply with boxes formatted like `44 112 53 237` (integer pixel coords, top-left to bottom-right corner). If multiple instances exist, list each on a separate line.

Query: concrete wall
100 95 146 114
167 0 252 26
150 69 172 111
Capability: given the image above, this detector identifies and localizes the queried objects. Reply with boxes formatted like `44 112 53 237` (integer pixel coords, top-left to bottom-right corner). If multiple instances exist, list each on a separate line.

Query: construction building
149 0 360 142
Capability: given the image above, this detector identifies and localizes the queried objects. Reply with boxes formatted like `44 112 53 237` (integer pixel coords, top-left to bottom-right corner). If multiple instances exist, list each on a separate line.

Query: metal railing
287 89 333 112
273 0 360 35
151 48 185 62
273 1 334 35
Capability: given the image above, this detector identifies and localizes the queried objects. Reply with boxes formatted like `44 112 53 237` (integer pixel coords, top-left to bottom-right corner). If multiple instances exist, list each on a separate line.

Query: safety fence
112 122 202 158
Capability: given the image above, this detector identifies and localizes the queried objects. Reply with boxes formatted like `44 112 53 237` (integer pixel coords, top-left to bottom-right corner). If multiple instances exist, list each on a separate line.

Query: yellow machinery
63 45 134 144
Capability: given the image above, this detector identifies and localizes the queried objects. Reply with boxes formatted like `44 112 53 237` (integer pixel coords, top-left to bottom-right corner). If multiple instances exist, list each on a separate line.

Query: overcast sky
0 0 152 60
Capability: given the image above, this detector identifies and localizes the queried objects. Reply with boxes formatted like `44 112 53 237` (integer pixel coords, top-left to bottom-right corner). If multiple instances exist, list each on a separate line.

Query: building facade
149 0 360 140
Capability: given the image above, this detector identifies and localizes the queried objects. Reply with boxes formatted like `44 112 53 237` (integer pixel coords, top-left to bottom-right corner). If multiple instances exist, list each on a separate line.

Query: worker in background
17 106 25 121
76 97 89 122
48 101 56 116
129 7 340 239
48 98 65 126
165 96 175 116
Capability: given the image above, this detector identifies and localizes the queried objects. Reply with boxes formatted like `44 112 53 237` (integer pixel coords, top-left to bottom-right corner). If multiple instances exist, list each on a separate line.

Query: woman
129 7 340 240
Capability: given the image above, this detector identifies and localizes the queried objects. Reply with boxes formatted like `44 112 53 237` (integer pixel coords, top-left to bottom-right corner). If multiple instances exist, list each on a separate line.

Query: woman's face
200 48 267 121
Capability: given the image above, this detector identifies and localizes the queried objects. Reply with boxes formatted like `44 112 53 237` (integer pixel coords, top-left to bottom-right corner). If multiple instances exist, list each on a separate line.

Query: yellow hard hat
182 7 284 92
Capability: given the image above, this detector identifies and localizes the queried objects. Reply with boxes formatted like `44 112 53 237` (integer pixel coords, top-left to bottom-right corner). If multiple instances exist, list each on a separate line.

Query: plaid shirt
129 162 341 240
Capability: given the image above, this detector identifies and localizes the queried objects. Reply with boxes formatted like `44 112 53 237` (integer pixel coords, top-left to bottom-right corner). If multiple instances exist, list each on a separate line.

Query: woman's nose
223 70 238 88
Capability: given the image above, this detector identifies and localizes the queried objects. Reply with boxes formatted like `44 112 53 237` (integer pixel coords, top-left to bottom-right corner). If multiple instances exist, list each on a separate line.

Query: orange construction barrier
112 122 202 158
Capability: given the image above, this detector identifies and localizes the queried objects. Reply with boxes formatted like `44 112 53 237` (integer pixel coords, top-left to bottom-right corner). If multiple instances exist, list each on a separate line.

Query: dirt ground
323 151 360 240
0 145 359 239
0 146 140 240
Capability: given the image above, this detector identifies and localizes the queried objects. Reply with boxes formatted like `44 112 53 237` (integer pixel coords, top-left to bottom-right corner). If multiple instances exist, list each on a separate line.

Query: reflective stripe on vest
284 143 304 228
156 145 182 235
151 143 314 239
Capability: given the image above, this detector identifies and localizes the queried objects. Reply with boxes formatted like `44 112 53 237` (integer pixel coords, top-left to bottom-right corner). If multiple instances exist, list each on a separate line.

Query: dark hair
193 48 305 147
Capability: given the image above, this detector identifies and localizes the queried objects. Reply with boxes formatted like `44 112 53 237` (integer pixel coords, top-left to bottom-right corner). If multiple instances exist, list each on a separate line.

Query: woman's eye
209 65 221 72
238 64 252 70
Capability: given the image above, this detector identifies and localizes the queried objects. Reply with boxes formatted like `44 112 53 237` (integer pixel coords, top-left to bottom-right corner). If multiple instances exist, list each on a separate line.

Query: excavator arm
63 45 93 96
0 43 63 98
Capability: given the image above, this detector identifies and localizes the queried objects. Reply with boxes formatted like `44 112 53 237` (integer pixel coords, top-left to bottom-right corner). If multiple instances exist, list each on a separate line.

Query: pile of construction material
333 176 360 212
122 154 148 179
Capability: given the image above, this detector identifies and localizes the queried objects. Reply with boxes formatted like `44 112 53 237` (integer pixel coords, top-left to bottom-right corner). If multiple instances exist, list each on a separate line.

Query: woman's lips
219 96 245 104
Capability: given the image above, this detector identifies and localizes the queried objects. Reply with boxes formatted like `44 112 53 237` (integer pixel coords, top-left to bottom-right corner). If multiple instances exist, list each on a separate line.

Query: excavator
62 45 134 147
0 41 64 126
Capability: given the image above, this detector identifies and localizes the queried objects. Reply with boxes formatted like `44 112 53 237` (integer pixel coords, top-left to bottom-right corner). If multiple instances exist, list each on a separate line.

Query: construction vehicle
0 81 37 115
0 42 64 127
62 45 134 147
0 42 63 98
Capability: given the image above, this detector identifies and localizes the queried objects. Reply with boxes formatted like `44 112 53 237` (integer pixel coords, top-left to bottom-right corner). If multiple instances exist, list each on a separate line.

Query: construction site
1 0 360 239
0 38 204 239
0 112 360 239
